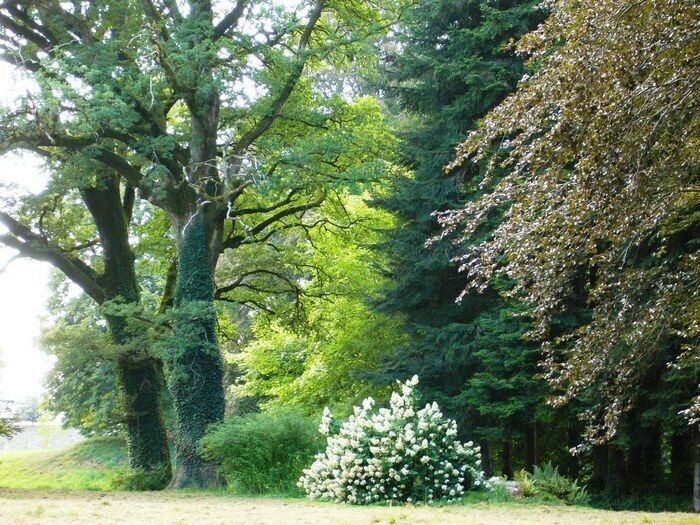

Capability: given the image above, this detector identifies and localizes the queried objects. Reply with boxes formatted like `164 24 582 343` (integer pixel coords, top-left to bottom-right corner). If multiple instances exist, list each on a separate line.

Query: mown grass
0 438 696 522
0 437 127 491
1 489 698 525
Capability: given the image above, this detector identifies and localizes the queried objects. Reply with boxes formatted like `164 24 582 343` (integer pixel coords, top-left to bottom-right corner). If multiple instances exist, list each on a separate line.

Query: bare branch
231 0 326 157
213 0 249 41
222 190 326 251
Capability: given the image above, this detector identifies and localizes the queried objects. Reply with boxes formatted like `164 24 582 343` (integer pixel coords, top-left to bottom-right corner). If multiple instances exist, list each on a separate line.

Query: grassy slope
0 437 126 491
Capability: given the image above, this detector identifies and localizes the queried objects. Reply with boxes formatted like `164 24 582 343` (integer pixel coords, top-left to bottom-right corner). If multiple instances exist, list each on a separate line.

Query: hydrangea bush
298 376 487 504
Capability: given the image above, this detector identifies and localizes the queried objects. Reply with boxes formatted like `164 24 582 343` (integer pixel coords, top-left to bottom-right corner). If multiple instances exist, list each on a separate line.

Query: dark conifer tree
374 0 546 474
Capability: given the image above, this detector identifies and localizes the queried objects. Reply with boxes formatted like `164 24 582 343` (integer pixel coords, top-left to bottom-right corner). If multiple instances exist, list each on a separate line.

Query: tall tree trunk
694 432 700 512
83 176 171 482
628 424 662 491
166 211 226 489
502 438 513 479
670 432 692 494
524 424 538 472
609 446 627 496
591 444 609 492
161 32 227 486
566 422 581 479
113 346 171 476
481 441 493 478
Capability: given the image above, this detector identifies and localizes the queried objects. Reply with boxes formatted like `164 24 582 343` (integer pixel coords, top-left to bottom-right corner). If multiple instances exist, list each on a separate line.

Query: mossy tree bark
166 212 226 489
164 49 226 488
83 174 171 481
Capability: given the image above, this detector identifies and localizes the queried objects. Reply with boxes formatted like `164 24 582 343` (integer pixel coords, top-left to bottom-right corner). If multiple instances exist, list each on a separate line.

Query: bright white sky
0 64 53 402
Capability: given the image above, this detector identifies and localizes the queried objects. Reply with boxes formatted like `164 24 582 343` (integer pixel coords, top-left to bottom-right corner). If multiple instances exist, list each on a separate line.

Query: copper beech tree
437 0 700 505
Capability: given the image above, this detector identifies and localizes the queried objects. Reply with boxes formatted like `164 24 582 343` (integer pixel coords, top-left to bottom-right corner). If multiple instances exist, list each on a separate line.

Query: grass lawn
0 489 699 524
0 439 698 524
0 437 126 491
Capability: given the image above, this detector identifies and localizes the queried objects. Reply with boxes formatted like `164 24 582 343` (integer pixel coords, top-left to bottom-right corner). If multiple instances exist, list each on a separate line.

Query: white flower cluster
298 376 487 504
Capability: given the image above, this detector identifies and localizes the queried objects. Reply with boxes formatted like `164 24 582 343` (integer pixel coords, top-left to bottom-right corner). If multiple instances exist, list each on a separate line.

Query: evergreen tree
374 0 545 474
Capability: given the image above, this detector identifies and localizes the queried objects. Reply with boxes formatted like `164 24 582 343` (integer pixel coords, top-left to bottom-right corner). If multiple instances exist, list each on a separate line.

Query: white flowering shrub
298 376 487 504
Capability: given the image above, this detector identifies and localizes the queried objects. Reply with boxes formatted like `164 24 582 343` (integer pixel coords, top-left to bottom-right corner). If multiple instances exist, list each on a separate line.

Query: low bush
298 376 486 504
200 408 322 494
110 464 170 491
516 463 590 506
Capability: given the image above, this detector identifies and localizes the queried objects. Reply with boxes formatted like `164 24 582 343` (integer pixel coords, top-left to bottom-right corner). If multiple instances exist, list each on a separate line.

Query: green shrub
200 408 322 494
298 376 486 505
514 470 539 497
518 462 590 506
109 464 170 491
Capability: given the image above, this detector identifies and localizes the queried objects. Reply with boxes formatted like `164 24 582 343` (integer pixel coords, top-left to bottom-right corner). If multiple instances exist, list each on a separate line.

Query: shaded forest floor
0 489 698 525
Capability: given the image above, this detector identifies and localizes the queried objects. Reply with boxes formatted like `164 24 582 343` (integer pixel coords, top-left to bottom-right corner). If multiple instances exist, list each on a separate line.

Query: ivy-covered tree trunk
163 40 227 486
83 176 170 482
113 354 170 475
167 211 226 489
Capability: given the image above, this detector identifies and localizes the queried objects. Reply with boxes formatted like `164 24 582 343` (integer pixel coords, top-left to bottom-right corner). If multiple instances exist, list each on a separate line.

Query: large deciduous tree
0 176 172 483
0 0 398 488
438 0 700 500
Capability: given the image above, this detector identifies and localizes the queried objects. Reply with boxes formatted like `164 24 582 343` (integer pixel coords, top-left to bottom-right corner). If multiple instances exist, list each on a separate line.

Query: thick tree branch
213 0 249 41
0 12 51 49
0 211 105 303
231 0 326 157
123 182 136 224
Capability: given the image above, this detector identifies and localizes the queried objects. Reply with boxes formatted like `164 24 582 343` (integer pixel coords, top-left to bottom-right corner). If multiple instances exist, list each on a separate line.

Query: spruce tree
375 0 544 474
